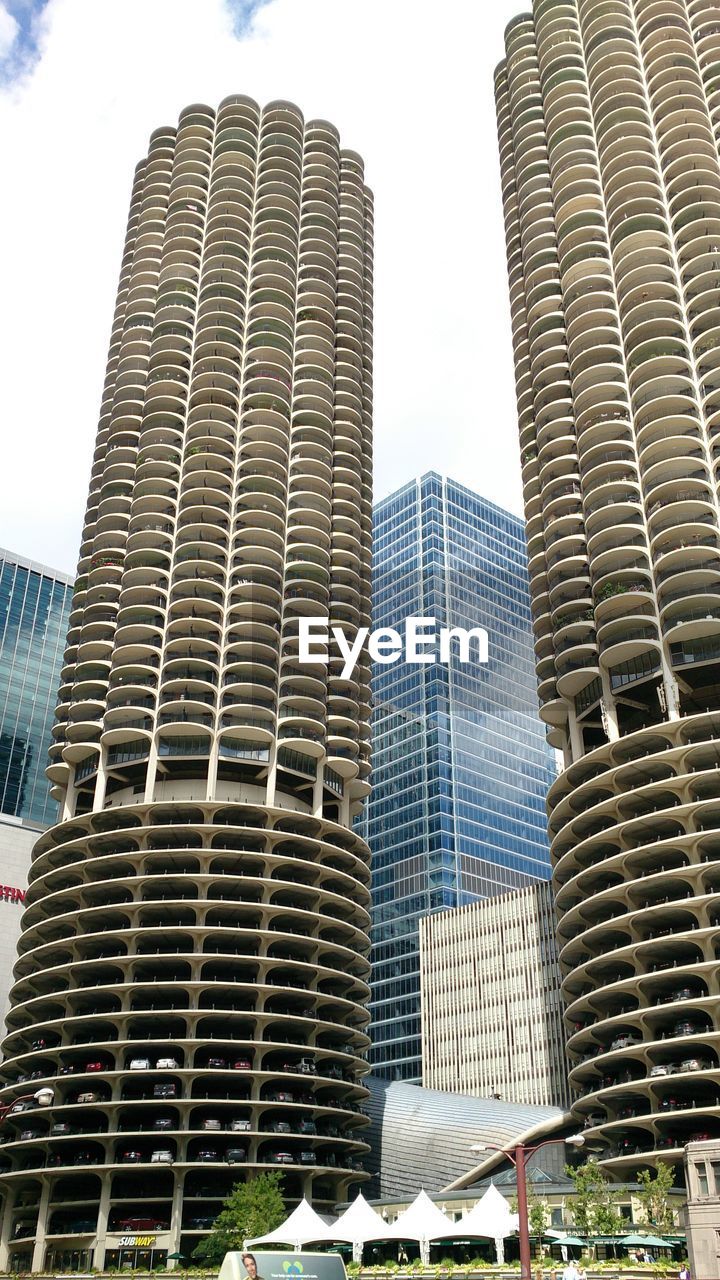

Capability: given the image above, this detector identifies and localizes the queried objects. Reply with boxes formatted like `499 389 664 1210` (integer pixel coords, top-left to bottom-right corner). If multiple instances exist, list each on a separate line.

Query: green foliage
192 1172 286 1265
635 1162 676 1232
565 1157 624 1236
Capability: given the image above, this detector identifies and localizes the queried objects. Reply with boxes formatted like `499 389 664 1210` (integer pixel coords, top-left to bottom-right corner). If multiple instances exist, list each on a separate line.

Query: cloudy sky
0 0 525 576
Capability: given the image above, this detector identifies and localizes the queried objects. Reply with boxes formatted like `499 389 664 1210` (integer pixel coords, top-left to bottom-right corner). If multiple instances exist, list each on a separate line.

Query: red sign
0 886 25 904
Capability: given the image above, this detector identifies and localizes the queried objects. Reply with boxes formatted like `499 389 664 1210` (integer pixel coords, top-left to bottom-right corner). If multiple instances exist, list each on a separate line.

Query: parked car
50 1123 74 1136
267 1150 293 1164
150 1149 174 1164
299 1150 317 1164
610 1034 641 1051
119 1149 143 1163
65 1217 96 1233
297 1119 316 1135
206 1057 227 1070
266 1089 294 1102
673 1020 704 1037
115 1216 168 1232
226 1147 247 1164
73 1151 94 1166
129 1058 151 1071
156 1057 178 1070
10 1101 35 1114
202 1118 222 1131
58 1065 77 1076
649 1063 679 1077
19 1129 41 1141
76 1091 100 1104
681 1058 712 1073
153 1083 177 1098
186 1215 216 1229
267 1120 291 1134
688 1131 712 1142
232 1057 252 1070
84 1062 105 1073
229 1118 251 1132
196 1149 219 1162
153 1117 174 1131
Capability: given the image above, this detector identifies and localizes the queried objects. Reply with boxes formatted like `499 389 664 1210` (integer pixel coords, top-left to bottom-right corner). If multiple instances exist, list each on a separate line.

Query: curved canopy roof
364 1076 566 1197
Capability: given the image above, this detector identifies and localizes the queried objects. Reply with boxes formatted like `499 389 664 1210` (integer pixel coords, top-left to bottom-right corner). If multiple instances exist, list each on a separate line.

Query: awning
246 1198 334 1249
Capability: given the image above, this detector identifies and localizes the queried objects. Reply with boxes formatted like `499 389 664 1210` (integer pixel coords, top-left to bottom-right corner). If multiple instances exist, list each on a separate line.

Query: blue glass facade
0 550 73 827
358 474 557 1080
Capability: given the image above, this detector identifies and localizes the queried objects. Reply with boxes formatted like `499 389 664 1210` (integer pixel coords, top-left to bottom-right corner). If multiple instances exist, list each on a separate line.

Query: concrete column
0 1185 19 1270
660 652 680 721
143 740 159 803
265 742 278 808
167 1170 185 1268
312 764 324 818
206 740 219 803
566 703 584 761
93 1171 112 1272
94 751 109 810
61 770 76 821
30 1179 51 1273
599 668 619 742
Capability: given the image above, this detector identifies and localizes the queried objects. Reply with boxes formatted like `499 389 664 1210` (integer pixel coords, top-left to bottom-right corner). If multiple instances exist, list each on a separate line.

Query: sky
0 0 526 576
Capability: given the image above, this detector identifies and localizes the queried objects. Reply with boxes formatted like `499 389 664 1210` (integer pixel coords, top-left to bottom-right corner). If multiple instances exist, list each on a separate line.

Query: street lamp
470 1133 585 1280
0 1087 54 1123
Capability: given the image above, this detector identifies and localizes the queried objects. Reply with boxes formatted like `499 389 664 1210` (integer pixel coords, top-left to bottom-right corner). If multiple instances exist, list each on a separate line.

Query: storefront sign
0 885 25 904
116 1236 157 1247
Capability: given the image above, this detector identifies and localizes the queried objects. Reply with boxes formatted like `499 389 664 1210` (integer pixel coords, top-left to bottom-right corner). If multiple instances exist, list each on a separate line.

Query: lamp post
0 1088 54 1124
470 1133 585 1280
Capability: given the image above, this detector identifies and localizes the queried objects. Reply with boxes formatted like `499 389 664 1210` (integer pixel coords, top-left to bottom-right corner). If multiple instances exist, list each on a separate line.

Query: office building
496 0 720 1174
419 881 571 1108
0 550 73 1023
0 548 73 826
358 474 557 1081
0 95 374 1272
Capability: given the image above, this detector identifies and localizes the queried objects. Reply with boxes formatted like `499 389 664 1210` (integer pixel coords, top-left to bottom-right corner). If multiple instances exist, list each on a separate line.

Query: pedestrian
679 1264 692 1280
561 1263 581 1280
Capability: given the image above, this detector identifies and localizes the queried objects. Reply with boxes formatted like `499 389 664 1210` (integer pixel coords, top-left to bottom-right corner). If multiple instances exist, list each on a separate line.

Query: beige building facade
0 95 374 1271
684 1138 720 1280
496 0 720 1175
419 883 571 1108
0 818 35 1029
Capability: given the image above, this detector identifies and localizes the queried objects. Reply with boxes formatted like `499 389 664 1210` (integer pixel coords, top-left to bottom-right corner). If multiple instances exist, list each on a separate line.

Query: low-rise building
684 1138 720 1280
420 883 571 1108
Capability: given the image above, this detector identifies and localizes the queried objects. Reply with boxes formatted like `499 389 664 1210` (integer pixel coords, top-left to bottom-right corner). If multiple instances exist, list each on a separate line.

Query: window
697 1163 709 1197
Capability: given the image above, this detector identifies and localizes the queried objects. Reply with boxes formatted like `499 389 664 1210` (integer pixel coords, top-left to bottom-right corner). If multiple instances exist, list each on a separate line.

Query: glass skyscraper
0 549 73 827
358 473 557 1080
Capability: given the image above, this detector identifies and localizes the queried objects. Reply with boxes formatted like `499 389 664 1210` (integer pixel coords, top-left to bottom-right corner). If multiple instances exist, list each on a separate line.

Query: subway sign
116 1236 157 1247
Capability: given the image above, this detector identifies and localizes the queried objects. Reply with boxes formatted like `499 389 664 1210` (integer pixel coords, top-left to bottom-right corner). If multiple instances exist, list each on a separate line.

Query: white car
150 1149 174 1164
155 1057 178 1070
129 1058 151 1071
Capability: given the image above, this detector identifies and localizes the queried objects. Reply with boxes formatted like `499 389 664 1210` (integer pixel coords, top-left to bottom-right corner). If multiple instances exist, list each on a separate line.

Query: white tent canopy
382 1189 456 1261
246 1197 333 1249
455 1183 520 1240
312 1191 391 1261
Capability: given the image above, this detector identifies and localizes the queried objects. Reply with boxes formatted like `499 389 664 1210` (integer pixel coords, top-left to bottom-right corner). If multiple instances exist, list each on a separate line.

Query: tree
193 1172 286 1264
566 1159 623 1237
509 1186 548 1237
635 1163 676 1233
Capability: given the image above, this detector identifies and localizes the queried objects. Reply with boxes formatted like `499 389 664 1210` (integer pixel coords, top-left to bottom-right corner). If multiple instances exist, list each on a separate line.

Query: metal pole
515 1145 532 1280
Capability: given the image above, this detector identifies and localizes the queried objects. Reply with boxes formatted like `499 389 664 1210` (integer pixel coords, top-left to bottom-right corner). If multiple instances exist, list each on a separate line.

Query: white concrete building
419 882 571 1108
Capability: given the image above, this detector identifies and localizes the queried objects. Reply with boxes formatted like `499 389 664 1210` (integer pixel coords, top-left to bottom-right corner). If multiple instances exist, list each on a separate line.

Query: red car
85 1062 105 1073
232 1058 252 1070
116 1217 168 1231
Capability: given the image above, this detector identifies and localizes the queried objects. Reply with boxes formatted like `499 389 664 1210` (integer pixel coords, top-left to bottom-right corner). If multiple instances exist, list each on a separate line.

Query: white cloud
0 0 524 575
0 4 18 60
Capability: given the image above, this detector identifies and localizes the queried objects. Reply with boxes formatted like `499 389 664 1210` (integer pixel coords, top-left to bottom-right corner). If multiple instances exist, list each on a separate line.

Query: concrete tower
496 2 720 1177
0 96 374 1270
